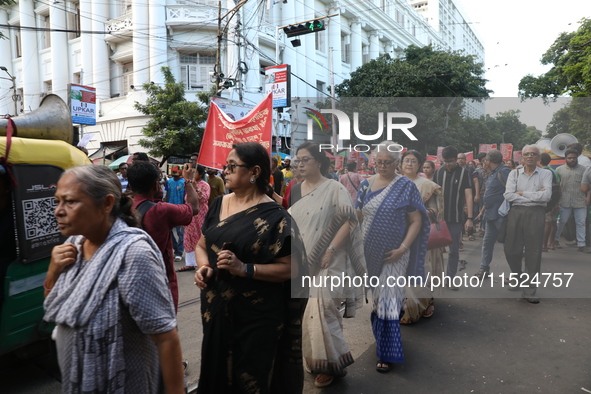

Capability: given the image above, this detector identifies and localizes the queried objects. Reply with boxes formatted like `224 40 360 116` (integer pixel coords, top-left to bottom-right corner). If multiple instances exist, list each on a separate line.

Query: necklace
225 193 266 217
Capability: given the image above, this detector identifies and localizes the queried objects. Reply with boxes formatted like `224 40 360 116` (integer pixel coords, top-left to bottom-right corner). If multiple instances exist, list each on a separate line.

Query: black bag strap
136 199 157 228
347 173 360 191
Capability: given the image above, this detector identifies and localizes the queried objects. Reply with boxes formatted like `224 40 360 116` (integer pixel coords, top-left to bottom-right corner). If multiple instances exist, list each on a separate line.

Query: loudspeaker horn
0 94 73 144
550 133 578 158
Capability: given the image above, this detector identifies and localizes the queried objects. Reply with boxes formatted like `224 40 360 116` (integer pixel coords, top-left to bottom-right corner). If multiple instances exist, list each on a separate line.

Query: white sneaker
174 256 182 262
565 240 577 245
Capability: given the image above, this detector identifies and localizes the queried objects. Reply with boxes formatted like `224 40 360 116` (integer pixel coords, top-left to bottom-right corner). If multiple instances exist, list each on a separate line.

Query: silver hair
522 144 540 155
486 149 503 164
375 140 403 161
63 165 122 212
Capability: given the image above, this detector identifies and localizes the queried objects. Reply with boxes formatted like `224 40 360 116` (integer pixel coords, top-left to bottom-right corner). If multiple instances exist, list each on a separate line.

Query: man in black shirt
271 157 284 196
433 146 474 288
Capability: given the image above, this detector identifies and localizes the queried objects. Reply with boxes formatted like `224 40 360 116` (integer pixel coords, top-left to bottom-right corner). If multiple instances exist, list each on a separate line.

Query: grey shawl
44 218 163 393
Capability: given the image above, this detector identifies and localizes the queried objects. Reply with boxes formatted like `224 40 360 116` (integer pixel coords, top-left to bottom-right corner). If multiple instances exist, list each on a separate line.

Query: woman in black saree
194 142 307 394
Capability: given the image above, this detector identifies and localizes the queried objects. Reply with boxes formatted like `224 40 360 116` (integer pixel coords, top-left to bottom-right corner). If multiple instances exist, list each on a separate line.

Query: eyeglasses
376 160 395 167
522 152 538 157
402 159 418 165
226 163 250 173
293 157 314 166
189 158 197 163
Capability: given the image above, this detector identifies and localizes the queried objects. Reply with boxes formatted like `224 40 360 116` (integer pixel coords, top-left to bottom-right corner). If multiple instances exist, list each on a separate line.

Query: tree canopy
134 67 209 163
335 45 491 98
518 18 591 98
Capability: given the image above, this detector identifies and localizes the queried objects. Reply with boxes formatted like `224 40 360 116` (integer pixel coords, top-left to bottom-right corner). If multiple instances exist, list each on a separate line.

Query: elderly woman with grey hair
355 141 430 373
44 165 184 394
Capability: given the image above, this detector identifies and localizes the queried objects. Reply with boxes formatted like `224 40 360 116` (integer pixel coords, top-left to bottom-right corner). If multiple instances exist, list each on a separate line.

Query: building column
304 0 316 98
79 0 93 86
241 0 260 103
369 31 379 60
384 39 394 58
19 0 41 111
350 18 362 72
91 0 110 101
0 9 14 115
133 0 150 86
149 0 167 84
50 4 69 102
328 4 342 83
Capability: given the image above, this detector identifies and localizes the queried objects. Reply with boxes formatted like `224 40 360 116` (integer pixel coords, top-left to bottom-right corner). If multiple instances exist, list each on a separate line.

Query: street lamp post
0 66 17 116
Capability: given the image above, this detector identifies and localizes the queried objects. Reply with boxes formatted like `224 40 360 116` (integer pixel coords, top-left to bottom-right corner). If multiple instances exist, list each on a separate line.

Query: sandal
468 235 475 241
182 361 188 371
176 266 196 272
314 374 334 388
422 304 435 318
376 361 391 373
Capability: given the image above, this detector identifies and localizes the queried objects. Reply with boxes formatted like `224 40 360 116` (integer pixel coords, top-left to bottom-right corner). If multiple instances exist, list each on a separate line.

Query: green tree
335 45 491 98
518 18 591 98
134 66 209 163
546 98 591 142
331 45 491 153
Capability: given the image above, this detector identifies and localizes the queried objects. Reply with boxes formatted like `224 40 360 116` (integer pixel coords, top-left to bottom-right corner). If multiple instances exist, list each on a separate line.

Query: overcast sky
456 0 591 131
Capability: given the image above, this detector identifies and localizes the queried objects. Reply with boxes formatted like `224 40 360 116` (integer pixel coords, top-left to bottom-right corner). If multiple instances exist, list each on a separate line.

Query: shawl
44 219 164 393
413 176 444 221
358 175 430 282
289 180 366 315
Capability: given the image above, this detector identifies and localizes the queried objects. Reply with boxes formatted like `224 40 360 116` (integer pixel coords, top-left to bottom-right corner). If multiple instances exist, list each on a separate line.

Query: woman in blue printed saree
355 141 430 373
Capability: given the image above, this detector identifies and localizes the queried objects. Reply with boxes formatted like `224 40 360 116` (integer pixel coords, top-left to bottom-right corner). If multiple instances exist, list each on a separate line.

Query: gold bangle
252 264 257 279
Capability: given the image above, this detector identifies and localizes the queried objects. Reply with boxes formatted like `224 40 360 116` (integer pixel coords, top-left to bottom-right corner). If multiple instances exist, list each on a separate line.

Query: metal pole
329 47 336 148
216 1 222 95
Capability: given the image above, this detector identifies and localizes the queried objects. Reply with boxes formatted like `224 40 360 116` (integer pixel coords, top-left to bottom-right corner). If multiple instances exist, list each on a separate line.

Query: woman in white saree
289 142 366 388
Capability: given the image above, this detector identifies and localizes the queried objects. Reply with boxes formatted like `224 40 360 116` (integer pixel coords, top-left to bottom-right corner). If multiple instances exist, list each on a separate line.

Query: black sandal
376 361 391 373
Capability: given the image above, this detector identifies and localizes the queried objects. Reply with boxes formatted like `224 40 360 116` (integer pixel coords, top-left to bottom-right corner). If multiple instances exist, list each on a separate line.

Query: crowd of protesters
41 139 591 393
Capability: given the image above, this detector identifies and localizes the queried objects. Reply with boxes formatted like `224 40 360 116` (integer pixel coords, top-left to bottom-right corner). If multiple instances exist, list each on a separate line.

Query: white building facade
0 0 484 156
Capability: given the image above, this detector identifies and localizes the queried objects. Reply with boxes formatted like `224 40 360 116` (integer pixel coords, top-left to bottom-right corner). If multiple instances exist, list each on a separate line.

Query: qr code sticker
22 197 59 240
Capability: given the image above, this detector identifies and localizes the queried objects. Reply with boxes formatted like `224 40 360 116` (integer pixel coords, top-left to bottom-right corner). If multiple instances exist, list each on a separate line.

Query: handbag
426 209 453 250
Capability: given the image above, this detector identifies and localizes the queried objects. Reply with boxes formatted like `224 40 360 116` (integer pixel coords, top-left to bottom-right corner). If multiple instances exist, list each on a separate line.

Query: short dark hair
196 164 206 177
401 150 424 174
132 152 149 161
127 162 160 195
347 161 357 172
540 153 552 166
477 152 487 161
191 152 199 157
423 160 435 170
564 148 579 158
232 142 272 195
441 146 458 160
119 162 128 169
296 142 330 176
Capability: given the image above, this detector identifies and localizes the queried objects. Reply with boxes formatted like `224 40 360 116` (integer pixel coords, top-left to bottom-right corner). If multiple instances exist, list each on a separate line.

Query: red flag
436 147 444 165
478 144 497 154
500 144 513 162
368 150 377 168
465 152 474 162
513 150 522 164
335 155 344 170
198 94 273 170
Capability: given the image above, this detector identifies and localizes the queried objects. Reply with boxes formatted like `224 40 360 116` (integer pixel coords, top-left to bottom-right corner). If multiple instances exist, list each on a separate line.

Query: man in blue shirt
166 166 186 261
473 149 511 279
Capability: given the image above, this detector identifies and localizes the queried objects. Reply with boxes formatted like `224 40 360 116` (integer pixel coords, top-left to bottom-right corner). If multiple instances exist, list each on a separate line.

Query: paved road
3 236 590 393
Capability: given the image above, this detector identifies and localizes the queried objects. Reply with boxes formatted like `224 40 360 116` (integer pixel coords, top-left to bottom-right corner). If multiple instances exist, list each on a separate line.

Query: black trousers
503 205 545 295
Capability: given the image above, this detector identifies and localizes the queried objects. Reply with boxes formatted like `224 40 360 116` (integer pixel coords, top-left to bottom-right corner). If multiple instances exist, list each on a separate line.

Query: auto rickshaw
0 94 91 357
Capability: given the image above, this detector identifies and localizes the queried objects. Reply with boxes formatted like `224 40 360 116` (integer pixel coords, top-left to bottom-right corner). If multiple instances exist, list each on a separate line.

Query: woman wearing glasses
355 141 430 373
193 142 307 394
399 150 444 324
289 142 366 388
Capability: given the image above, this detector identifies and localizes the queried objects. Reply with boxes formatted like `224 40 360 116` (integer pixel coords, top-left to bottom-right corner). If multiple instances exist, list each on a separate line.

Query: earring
250 177 255 184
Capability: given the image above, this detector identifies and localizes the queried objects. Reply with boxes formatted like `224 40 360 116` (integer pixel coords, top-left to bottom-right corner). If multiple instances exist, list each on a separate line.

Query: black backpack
136 200 156 229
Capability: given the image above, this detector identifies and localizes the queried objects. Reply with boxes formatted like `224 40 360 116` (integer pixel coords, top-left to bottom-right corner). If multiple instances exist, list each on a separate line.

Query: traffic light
283 20 326 38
